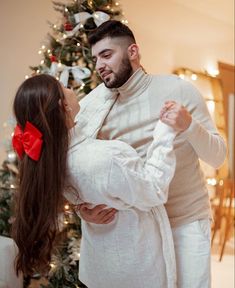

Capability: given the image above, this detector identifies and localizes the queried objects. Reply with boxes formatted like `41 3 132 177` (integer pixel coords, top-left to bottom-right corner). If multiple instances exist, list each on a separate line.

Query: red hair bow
12 121 43 161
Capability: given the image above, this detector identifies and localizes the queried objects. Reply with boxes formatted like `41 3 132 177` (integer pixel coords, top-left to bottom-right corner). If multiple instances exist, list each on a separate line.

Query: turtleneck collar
112 68 152 100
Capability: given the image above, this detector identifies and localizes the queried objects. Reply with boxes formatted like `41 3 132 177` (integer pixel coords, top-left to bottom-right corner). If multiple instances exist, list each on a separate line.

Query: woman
12 74 177 288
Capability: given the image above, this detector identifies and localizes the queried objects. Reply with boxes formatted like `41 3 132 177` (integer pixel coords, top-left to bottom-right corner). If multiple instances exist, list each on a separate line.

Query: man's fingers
103 214 116 224
99 209 117 223
79 203 107 212
92 204 108 215
98 208 117 218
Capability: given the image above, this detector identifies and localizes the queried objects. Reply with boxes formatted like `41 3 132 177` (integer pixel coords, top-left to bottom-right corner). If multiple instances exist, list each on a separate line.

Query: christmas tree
0 0 126 287
30 0 126 100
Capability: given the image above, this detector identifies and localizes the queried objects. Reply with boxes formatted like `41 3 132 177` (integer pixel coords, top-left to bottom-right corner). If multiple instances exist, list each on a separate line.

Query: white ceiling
172 0 234 26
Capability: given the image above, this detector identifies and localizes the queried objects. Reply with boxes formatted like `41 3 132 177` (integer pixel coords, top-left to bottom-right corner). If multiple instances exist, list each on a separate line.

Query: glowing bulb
56 77 60 80
206 67 219 77
64 204 70 210
207 178 217 186
77 43 80 46
58 62 62 67
191 74 197 81
50 263 55 268
25 75 29 79
40 60 44 64
47 49 51 53
219 180 224 186
65 7 68 12
107 5 110 9
64 220 69 225
115 2 119 6
36 69 40 73
206 100 215 114
80 24 84 28
179 74 185 79
38 50 42 55
53 24 57 29
63 34 67 39
41 45 45 49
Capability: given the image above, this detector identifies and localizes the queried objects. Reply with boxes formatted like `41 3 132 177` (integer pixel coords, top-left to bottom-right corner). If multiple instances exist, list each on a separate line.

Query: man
77 20 226 287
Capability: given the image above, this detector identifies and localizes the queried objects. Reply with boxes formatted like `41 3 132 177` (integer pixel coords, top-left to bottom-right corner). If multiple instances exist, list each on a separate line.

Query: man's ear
127 44 139 60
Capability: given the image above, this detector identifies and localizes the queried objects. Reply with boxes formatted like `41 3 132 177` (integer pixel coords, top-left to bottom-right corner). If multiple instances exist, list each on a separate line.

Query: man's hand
78 203 117 224
160 100 192 131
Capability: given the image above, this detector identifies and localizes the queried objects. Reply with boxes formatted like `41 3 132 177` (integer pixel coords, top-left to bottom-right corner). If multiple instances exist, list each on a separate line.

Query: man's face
91 37 133 88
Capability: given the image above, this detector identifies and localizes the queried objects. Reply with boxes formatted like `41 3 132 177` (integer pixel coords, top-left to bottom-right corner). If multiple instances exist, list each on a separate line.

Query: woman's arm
93 121 177 211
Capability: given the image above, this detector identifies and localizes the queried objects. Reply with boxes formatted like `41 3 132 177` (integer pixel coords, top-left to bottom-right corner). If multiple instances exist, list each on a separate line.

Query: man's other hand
78 203 117 224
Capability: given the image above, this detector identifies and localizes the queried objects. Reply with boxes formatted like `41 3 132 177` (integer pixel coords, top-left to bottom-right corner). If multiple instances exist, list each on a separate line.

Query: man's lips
101 71 112 79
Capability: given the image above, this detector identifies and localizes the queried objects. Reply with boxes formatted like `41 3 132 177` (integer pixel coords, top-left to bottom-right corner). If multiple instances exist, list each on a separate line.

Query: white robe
65 121 177 288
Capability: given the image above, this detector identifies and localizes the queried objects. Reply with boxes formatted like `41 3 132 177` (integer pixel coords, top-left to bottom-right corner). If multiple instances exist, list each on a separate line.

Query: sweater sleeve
179 80 227 168
97 121 177 211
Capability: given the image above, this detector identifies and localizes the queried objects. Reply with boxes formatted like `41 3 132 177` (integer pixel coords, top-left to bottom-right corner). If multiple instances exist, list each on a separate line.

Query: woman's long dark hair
12 74 69 276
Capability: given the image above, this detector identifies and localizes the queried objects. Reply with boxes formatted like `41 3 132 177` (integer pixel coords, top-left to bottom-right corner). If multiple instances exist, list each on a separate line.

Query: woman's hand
160 100 192 131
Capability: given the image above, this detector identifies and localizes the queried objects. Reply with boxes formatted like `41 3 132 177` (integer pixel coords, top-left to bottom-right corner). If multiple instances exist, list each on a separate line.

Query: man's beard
103 57 133 88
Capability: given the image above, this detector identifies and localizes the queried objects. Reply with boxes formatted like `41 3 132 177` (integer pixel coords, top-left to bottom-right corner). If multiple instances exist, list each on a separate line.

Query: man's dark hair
88 20 136 46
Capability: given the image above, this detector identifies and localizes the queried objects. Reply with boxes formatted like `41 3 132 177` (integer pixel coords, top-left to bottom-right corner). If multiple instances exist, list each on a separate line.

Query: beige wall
0 0 234 163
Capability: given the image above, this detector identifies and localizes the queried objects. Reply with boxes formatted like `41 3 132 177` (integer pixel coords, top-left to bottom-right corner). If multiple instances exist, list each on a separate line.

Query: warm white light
80 24 84 28
65 7 68 12
38 50 42 55
41 45 46 49
206 100 215 114
50 263 55 268
36 69 40 73
179 74 185 79
77 43 81 46
64 204 70 210
219 180 224 186
53 25 57 29
106 5 110 9
115 2 119 6
40 60 44 64
25 75 29 79
191 74 197 81
206 67 219 77
56 77 60 80
64 220 69 225
63 34 67 39
47 49 51 53
207 178 217 186
58 62 62 67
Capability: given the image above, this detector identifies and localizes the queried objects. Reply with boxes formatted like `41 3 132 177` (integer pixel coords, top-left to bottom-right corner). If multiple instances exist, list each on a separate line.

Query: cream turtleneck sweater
80 68 226 227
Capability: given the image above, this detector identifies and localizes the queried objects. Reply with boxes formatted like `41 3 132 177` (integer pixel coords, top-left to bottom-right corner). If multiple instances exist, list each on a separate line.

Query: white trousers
172 219 211 288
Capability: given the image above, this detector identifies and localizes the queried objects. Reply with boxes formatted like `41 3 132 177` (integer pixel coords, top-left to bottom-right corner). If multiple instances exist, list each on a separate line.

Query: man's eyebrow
92 49 113 62
98 48 112 55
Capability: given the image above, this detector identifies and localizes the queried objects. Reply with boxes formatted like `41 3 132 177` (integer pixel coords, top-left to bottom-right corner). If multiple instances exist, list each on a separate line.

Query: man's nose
96 58 105 72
